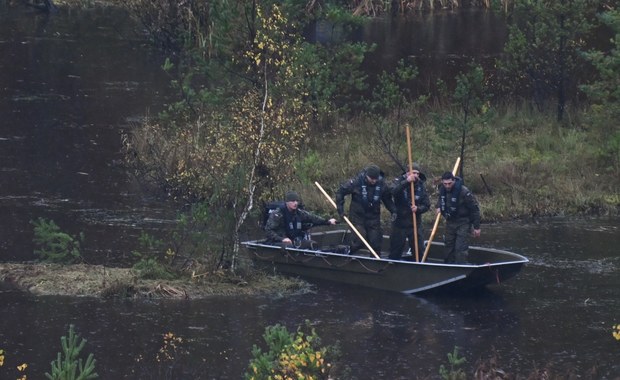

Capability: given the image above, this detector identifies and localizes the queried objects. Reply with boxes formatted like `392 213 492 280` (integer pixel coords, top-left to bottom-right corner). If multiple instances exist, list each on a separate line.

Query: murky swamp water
2 218 620 378
0 4 618 379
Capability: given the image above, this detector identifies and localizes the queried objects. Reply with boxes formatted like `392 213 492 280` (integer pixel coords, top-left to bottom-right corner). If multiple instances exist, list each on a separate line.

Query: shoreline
0 262 311 299
4 215 618 298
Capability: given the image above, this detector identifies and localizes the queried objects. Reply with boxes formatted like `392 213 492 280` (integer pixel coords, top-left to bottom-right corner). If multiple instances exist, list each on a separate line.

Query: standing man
435 172 481 264
265 191 337 249
389 163 431 261
336 164 396 255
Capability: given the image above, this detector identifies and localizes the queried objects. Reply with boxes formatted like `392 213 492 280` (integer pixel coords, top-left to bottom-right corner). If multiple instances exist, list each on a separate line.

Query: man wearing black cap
389 163 431 261
435 172 481 264
336 164 396 255
265 191 337 248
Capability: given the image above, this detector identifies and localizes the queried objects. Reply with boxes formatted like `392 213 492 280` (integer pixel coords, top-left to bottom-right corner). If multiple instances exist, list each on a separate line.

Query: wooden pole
315 181 338 209
405 125 419 262
314 181 381 259
421 157 461 263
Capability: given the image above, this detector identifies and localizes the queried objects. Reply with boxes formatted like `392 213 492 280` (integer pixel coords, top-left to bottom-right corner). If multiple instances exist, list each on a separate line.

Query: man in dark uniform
389 163 431 261
265 191 336 248
435 172 481 264
336 164 396 255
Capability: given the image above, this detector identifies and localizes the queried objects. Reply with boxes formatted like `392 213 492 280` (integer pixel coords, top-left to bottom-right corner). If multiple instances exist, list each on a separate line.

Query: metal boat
242 229 528 295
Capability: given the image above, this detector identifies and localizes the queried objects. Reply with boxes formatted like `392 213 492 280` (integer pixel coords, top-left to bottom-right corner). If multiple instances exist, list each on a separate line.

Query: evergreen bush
45 324 98 380
439 346 467 380
32 218 84 264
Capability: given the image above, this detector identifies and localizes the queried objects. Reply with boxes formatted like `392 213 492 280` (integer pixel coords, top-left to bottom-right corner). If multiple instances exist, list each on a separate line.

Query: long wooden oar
405 125 419 262
421 156 461 263
314 181 380 259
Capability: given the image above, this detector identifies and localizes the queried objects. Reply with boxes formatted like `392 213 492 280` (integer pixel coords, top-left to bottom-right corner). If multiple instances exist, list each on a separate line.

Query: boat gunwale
242 239 529 268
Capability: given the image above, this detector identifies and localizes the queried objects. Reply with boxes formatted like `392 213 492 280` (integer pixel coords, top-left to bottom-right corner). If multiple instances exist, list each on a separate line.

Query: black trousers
443 219 471 264
389 223 425 260
348 215 382 256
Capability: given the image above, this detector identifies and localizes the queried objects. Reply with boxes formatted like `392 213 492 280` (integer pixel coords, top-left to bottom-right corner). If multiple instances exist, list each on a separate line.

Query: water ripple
527 255 619 274
76 208 177 227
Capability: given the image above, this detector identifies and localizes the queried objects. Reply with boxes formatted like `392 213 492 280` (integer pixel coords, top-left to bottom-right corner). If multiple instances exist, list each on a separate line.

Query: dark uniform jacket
336 170 396 221
265 207 330 242
391 174 430 228
436 177 481 229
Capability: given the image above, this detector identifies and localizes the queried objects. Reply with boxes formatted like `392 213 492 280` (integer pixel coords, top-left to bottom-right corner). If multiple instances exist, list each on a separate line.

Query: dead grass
0 262 311 299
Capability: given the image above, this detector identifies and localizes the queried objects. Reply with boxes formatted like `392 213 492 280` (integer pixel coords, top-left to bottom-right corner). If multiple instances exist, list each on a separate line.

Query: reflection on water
2 218 619 379
0 4 619 379
0 5 177 262
363 9 508 95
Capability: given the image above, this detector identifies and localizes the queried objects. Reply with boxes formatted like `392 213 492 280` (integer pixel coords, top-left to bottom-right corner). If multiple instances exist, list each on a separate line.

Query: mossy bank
0 262 311 298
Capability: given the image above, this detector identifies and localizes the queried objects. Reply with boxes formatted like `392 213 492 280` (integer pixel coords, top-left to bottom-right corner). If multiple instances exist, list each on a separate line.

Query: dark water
2 218 620 378
0 4 619 380
363 9 507 94
313 10 507 95
0 5 178 263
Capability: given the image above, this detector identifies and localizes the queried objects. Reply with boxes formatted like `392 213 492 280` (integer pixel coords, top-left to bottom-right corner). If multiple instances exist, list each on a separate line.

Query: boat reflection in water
243 229 528 295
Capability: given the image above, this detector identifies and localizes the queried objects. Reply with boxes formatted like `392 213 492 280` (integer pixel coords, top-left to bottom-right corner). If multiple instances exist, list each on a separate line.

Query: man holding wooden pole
388 163 430 261
336 164 396 256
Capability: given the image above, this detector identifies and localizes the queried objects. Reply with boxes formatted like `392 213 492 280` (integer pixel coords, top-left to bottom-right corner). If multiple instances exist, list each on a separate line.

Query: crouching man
265 191 337 249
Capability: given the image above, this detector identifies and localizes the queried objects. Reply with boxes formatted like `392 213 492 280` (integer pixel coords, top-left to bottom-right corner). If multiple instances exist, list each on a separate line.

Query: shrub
45 324 98 380
131 232 176 280
132 256 176 280
32 218 84 264
245 322 332 380
439 346 467 380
